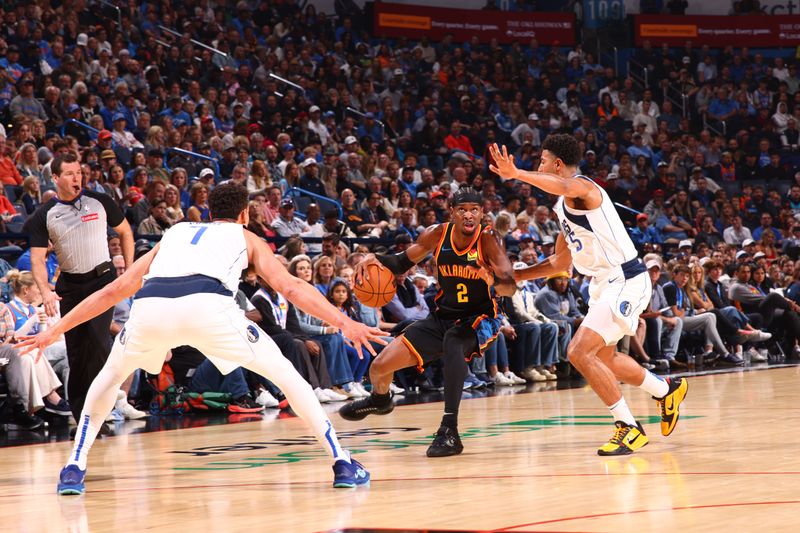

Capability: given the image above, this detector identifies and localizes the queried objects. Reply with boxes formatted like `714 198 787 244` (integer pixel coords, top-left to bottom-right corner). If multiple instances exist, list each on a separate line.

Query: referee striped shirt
23 190 125 274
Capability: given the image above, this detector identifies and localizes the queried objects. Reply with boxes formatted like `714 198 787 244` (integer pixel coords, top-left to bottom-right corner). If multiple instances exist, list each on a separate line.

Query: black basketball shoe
339 395 394 421
426 425 464 457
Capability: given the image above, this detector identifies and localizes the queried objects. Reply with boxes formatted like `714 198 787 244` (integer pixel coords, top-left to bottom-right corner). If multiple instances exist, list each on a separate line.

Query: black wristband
376 251 415 275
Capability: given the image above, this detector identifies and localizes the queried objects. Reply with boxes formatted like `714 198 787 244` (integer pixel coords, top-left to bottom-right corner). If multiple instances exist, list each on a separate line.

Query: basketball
353 262 396 308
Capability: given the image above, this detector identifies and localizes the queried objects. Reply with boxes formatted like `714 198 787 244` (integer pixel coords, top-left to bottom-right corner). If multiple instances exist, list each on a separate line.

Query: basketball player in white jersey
481 135 688 455
19 183 385 494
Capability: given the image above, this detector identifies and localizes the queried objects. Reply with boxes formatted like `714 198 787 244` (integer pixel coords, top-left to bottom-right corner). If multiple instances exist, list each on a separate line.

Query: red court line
4 471 800 499
493 500 800 531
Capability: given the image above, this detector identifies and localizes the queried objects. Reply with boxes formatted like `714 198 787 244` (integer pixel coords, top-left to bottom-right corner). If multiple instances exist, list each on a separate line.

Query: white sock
244 347 350 464
608 397 637 426
639 371 669 398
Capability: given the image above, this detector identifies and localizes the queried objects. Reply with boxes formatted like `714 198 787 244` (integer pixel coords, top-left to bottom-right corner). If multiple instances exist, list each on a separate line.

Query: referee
23 153 134 421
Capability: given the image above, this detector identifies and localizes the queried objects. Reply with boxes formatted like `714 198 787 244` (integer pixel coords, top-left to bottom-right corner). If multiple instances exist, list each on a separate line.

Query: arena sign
373 2 576 45
634 14 800 47
172 415 701 470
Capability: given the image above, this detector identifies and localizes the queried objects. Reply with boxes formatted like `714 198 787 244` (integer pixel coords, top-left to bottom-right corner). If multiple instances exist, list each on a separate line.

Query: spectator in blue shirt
356 113 383 142
752 212 783 244
630 213 663 249
708 88 738 123
159 96 192 128
627 133 655 161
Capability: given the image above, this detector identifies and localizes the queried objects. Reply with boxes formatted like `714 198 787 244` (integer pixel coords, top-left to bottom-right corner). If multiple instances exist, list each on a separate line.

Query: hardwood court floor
3 366 800 533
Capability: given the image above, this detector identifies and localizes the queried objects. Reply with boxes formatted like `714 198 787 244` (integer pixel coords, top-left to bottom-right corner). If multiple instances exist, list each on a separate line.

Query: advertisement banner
624 0 799 15
373 2 576 45
634 14 800 47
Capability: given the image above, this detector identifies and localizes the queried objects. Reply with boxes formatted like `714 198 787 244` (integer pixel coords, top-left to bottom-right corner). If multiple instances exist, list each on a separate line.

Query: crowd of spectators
1 0 800 430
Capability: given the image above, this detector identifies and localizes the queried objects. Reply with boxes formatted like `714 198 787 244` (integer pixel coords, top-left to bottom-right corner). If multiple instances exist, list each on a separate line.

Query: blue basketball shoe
57 465 86 495
332 458 370 488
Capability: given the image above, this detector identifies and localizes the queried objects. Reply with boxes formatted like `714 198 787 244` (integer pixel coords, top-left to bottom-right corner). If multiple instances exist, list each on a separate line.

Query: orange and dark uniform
402 222 502 370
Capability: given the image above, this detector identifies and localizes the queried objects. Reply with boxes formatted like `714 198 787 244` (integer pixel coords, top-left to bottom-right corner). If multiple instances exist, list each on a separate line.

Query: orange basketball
353 262 396 308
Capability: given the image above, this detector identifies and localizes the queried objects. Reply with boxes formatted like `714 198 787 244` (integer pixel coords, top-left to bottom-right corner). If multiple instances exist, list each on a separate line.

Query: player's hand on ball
341 320 387 358
489 143 518 181
354 253 381 286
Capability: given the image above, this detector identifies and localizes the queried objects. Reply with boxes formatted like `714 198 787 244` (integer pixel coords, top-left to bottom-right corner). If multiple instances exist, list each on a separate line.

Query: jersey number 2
456 283 469 303
190 227 208 245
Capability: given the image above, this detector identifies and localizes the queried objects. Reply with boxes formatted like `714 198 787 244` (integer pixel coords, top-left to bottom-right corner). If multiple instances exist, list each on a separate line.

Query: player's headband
451 187 481 206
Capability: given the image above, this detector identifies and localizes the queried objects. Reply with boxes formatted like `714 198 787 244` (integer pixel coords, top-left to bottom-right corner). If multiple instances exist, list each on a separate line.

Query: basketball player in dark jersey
340 186 517 457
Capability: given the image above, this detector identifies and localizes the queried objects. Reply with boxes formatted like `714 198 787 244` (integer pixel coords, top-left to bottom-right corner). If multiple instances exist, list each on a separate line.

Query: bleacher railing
60 118 100 140
285 187 343 219
163 147 221 179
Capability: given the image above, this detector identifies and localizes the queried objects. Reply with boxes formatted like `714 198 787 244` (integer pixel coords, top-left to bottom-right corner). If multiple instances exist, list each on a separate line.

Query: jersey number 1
456 283 469 303
190 227 208 245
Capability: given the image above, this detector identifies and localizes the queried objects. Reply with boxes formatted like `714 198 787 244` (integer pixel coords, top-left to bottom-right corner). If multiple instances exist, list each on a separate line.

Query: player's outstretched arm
353 224 444 283
17 244 161 355
514 233 572 282
489 143 598 201
246 231 386 357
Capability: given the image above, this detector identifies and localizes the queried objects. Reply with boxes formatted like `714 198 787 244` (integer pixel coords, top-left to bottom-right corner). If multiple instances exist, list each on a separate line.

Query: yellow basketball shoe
597 421 649 456
655 377 688 437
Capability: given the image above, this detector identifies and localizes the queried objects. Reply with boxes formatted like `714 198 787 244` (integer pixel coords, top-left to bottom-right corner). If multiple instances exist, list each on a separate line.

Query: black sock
371 392 391 406
441 413 458 429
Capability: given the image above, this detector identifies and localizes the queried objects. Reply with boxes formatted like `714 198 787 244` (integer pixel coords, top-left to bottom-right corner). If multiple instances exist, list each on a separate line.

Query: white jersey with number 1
144 222 248 292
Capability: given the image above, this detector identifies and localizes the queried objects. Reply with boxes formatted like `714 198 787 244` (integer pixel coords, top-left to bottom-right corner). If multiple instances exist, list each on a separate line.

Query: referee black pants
56 268 116 420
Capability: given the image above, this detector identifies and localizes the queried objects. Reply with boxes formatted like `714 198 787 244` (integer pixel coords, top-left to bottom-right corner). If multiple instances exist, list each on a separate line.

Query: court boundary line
493 499 800 531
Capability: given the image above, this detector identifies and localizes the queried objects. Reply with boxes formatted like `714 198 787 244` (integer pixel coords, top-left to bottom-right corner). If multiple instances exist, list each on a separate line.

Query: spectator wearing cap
271 199 310 238
10 79 47 121
298 158 326 198
0 135 24 186
640 260 683 366
338 136 360 165
111 113 143 150
99 92 125 130
654 199 693 242
307 106 330 146
511 113 542 148
723 215 753 246
603 173 631 206
160 96 192 128
0 45 26 83
357 112 382 142
277 144 297 177
93 129 114 158
627 132 655 162
146 149 169 184
630 213 663 249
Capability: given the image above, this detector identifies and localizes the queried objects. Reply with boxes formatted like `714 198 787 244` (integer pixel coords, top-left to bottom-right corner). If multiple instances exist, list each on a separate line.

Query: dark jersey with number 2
432 223 498 320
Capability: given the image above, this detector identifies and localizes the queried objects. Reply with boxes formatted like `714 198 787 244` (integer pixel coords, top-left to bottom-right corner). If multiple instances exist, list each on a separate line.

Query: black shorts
401 313 502 372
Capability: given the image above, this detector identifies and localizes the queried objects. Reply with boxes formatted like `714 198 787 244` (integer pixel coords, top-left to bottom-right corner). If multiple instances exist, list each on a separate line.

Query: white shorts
112 293 279 375
582 272 652 346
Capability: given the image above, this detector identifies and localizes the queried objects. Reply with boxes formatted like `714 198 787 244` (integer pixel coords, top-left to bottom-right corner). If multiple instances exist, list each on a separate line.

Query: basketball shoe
339 394 394 421
426 426 464 457
597 421 648 456
332 458 370 488
655 377 688 437
57 465 86 495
